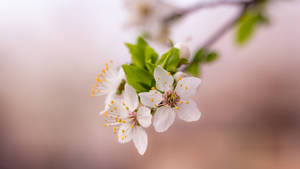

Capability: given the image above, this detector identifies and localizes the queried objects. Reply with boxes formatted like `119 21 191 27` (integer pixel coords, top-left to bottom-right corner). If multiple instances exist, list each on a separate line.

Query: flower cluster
91 37 202 155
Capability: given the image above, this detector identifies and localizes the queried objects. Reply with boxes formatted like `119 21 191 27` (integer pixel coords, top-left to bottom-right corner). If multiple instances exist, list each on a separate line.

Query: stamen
184 86 188 90
168 72 171 76
175 106 179 110
150 98 154 102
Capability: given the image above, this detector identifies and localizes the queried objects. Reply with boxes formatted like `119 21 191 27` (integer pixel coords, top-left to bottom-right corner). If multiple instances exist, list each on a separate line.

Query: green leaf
156 48 180 73
184 49 204 76
235 10 268 44
185 49 218 76
122 64 154 93
125 37 148 69
145 46 158 74
205 52 218 62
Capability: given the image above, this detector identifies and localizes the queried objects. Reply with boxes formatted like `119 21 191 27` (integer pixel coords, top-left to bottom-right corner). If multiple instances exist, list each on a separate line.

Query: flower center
163 90 180 107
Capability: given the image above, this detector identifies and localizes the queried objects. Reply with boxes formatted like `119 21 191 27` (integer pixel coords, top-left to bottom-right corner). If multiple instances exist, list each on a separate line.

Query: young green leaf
122 64 154 93
235 10 268 44
184 49 204 76
125 37 148 69
145 46 159 74
156 48 180 73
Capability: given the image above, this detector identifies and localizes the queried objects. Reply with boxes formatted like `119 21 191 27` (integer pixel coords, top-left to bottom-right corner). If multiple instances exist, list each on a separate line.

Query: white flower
91 60 125 113
174 43 191 59
102 83 152 155
139 66 201 132
124 0 177 43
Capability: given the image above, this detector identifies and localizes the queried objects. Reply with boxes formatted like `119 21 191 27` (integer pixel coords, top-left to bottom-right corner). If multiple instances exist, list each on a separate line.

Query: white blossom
102 83 152 155
139 66 201 132
91 60 125 114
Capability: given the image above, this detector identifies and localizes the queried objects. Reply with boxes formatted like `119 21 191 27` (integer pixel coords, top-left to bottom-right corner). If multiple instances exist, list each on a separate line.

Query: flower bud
174 42 190 59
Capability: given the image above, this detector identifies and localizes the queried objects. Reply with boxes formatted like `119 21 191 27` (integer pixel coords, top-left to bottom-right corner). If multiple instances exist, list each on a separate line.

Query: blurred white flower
174 42 191 59
91 60 125 112
124 0 178 43
102 83 152 155
139 66 201 132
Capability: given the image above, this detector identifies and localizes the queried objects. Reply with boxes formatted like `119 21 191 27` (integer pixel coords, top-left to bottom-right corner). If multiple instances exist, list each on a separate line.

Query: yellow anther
90 93 95 97
113 127 117 130
124 135 127 138
117 135 119 139
153 104 157 107
114 106 117 110
164 105 169 108
111 100 114 104
155 91 158 94
131 125 134 129
104 111 108 117
157 77 160 80
121 137 124 140
121 129 125 133
178 77 182 80
96 77 101 82
184 86 188 90
175 106 179 110
186 101 189 104
115 116 118 120
122 120 126 124
150 98 154 102
106 65 109 70
113 130 116 134
151 87 155 90
110 60 113 63
104 124 107 127
122 102 125 106
179 100 183 104
118 119 121 122
168 72 171 75
125 106 129 110
102 68 106 73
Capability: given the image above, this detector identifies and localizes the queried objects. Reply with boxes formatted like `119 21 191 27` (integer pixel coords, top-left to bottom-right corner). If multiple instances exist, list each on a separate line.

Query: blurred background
0 0 300 169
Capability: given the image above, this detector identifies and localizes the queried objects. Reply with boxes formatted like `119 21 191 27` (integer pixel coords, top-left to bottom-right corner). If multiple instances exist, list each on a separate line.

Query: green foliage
145 46 158 74
123 37 189 92
185 49 218 76
235 9 269 45
122 64 154 93
156 48 180 73
125 36 148 69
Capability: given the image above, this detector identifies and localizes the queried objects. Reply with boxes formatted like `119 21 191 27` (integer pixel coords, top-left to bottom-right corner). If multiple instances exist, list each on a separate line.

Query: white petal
133 126 148 155
123 84 139 111
137 106 152 128
153 107 176 132
139 90 163 108
154 66 174 92
175 77 201 99
118 123 134 144
175 100 201 122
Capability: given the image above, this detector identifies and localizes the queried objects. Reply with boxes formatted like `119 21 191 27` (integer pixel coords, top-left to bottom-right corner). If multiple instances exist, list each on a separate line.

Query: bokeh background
0 0 300 169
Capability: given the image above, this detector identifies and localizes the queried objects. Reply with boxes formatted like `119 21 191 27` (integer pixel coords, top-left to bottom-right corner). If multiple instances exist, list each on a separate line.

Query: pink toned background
0 0 299 169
